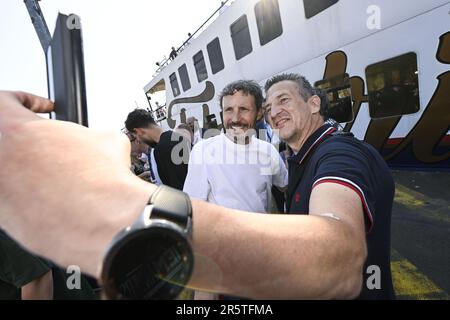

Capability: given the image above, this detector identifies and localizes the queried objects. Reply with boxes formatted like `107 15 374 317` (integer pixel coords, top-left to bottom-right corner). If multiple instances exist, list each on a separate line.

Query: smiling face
222 90 258 144
266 80 323 152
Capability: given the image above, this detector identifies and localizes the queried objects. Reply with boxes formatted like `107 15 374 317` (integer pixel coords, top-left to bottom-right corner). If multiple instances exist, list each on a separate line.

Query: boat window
230 15 253 60
178 64 191 91
193 50 208 82
315 73 353 123
366 52 420 119
169 72 181 97
303 0 338 19
255 0 283 46
207 37 225 74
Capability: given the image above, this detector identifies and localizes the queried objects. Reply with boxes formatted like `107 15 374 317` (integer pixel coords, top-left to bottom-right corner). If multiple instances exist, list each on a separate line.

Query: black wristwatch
100 185 194 300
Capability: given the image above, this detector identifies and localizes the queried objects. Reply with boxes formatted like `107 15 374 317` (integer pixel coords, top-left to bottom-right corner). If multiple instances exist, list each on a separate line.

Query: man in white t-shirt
184 80 287 212
183 80 287 299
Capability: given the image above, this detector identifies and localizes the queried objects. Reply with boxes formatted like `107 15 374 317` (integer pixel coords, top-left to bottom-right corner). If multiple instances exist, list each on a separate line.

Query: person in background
0 229 96 300
125 109 190 190
202 114 221 139
169 47 178 60
186 116 203 145
176 123 194 146
0 229 53 300
186 33 192 46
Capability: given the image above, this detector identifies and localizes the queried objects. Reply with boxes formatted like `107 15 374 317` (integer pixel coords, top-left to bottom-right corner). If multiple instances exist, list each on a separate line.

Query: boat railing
153 103 167 122
152 0 231 76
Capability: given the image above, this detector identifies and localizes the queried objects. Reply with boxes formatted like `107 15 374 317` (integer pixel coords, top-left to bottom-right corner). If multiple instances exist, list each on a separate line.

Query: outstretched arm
0 91 157 276
189 182 366 299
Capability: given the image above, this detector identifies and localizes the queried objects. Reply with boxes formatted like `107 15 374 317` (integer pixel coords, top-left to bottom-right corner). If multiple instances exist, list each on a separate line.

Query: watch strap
147 185 192 235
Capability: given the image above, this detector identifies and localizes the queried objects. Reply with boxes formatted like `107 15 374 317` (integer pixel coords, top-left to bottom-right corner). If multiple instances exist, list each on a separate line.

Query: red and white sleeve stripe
312 176 374 233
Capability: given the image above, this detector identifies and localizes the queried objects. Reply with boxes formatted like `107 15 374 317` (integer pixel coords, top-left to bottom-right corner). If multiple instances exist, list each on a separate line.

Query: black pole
24 0 51 53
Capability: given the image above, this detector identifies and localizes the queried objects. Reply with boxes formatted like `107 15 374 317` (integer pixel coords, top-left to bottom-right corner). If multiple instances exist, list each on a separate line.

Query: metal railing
153 0 231 76
153 104 167 121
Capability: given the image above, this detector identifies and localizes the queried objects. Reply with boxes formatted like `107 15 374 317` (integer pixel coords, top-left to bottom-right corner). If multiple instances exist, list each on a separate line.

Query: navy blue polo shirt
287 124 395 300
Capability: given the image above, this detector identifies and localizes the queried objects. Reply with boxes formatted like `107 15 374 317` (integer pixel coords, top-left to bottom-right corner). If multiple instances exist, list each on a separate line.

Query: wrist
99 183 194 299
89 177 158 278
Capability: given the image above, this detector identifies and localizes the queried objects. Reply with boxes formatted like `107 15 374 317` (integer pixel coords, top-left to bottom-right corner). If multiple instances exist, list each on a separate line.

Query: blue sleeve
311 139 376 232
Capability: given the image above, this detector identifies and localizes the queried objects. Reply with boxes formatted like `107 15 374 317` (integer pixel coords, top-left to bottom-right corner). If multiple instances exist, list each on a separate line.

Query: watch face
103 223 193 299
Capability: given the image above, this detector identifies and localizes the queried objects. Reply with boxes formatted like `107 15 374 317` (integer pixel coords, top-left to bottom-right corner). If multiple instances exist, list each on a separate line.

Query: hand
0 91 156 276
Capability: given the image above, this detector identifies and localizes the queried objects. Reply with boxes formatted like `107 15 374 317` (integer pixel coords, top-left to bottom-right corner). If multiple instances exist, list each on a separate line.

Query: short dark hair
219 80 263 111
264 73 330 120
125 109 156 132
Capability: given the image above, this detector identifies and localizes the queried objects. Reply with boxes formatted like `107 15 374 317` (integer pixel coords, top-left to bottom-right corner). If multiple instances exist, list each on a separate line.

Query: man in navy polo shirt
264 73 395 299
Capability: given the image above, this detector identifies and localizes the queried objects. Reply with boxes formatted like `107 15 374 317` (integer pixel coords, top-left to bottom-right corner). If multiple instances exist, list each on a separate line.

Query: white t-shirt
193 130 202 145
183 133 288 213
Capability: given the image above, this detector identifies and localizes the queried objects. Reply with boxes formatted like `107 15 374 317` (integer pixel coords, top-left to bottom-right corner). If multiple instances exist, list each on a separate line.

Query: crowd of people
0 73 395 300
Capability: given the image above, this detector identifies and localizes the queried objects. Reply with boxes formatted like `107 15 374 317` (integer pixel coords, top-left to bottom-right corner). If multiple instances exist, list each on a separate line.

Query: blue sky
0 0 221 130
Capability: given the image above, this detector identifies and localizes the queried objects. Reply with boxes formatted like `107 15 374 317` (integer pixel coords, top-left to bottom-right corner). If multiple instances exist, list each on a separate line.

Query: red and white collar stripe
312 176 374 233
299 127 337 164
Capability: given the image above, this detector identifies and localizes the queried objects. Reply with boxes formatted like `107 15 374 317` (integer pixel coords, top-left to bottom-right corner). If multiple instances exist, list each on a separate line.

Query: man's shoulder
312 133 392 180
161 130 190 147
197 134 224 147
164 130 181 140
316 133 378 157
157 130 173 144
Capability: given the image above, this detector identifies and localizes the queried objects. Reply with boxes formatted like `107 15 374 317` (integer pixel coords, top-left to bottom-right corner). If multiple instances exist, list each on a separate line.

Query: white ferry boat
143 0 450 170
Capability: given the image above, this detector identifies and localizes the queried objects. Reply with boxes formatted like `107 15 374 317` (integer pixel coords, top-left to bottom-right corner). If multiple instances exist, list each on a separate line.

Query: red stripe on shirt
312 179 374 233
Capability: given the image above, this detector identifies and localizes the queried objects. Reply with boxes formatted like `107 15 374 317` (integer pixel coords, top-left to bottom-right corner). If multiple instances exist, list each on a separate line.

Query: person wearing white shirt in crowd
186 116 204 145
